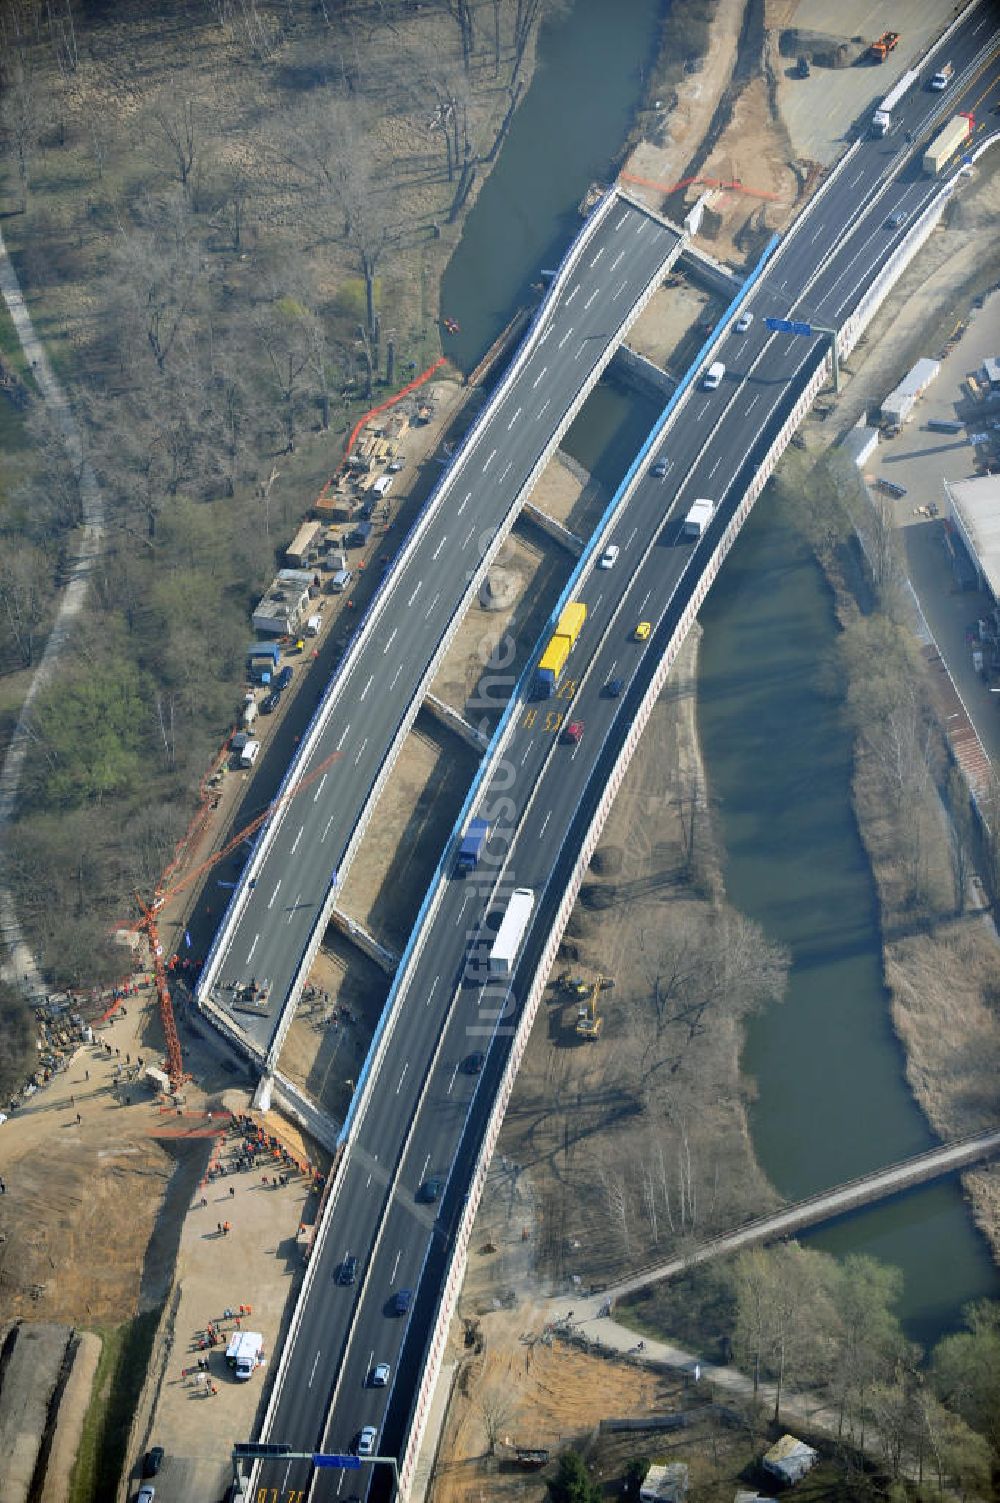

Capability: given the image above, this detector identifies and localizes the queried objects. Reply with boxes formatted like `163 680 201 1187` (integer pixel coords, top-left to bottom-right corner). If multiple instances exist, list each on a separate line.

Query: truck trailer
682 498 715 538
457 818 490 872
535 602 587 696
923 113 973 175
871 68 919 135
489 888 535 977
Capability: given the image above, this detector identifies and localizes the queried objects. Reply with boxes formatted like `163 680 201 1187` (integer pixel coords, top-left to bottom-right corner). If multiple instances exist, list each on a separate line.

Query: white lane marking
245 934 259 965
639 588 651 611
848 171 863 187
615 211 628 230
483 448 497 472
539 810 552 838
574 341 588 361
625 527 638 549
354 737 368 767
811 224 824 243
457 491 471 515
408 581 422 606
593 592 603 610
424 591 441 619
507 407 522 430
605 657 618 678
447 1063 459 1095
384 627 398 652
635 219 646 235
426 975 440 1009
462 527 475 549
365 1350 374 1386
290 825 304 855
366 1172 373 1187
390 664 403 689
532 366 548 389
499 462 512 482
537 398 551 420
321 815 334 842
584 290 598 309
432 536 446 560
566 284 580 304
420 1154 430 1181
612 280 627 301
390 1249 401 1282
746 393 760 413
521 744 531 765
558 327 574 349
457 894 470 923
313 771 329 800
589 248 604 267
268 880 282 910
360 674 373 701
396 1063 409 1094
708 456 721 479
538 325 551 343
610 249 625 271
287 893 301 925
308 1350 321 1388
973 15 988 31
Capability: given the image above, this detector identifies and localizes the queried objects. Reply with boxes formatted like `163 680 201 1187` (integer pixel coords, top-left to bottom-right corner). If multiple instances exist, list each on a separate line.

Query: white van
702 361 726 390
238 739 260 769
372 475 393 499
305 614 323 637
330 568 353 594
242 696 258 728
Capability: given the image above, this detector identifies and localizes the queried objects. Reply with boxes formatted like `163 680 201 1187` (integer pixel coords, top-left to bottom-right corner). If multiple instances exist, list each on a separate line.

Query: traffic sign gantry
765 316 813 336
233 1442 293 1458
315 1454 362 1469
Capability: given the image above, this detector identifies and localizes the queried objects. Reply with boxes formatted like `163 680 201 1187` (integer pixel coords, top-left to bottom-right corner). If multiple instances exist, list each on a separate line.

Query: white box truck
489 889 535 977
683 498 715 537
225 1330 264 1380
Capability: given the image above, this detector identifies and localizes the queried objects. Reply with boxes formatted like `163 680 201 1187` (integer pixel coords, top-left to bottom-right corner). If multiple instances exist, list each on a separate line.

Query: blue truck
457 818 490 872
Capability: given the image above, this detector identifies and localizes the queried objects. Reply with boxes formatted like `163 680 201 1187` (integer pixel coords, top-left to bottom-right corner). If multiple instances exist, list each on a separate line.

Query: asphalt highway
198 200 684 1051
253 13 1000 1501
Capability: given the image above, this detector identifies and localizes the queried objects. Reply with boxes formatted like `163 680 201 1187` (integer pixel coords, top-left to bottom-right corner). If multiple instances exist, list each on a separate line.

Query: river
440 0 998 1350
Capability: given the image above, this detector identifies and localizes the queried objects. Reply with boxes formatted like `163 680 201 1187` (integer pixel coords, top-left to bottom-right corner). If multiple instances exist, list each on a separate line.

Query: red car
563 719 584 745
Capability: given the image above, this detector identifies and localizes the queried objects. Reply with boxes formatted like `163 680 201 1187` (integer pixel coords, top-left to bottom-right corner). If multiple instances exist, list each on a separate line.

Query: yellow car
634 621 651 641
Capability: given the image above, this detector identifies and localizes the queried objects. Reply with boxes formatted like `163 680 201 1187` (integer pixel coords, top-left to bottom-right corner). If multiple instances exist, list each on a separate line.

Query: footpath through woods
0 227 106 995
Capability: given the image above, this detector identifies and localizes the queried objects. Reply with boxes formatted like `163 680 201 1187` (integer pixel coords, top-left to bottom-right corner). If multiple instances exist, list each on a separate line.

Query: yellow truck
535 602 587 696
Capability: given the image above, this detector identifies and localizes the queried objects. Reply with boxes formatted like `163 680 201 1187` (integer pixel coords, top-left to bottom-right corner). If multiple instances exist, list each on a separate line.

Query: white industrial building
945 474 1000 603
762 1434 819 1485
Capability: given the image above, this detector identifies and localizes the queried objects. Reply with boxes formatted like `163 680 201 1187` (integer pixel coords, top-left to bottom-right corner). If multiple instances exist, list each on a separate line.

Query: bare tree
149 94 201 198
478 1383 515 1456
0 544 52 669
1 52 42 212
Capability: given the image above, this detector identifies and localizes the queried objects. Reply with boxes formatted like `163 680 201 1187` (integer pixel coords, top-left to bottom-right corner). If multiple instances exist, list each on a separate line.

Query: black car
391 1288 413 1315
651 459 668 478
142 1446 164 1478
604 677 624 697
337 1254 358 1285
418 1178 443 1203
463 1051 485 1074
260 689 282 714
274 666 293 691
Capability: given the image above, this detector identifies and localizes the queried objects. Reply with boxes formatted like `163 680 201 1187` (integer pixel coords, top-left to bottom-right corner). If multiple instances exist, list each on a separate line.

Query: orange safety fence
341 355 447 464
620 170 782 203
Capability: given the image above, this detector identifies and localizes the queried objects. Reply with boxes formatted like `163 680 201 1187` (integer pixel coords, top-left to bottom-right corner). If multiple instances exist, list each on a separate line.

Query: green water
697 495 999 1349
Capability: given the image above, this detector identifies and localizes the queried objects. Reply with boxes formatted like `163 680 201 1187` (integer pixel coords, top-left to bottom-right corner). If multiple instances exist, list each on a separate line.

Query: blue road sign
314 1454 361 1469
765 316 813 336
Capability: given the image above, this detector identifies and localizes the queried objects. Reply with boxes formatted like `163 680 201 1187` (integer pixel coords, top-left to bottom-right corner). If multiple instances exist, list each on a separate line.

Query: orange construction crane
133 745 342 1089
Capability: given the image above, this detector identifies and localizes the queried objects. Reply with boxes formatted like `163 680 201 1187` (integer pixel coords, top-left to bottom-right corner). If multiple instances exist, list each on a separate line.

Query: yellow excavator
576 977 608 1040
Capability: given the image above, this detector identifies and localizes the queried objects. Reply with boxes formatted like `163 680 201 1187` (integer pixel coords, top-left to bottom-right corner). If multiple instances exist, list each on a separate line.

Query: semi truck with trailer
457 818 490 872
871 68 919 135
489 888 535 977
923 113 973 175
535 602 587 696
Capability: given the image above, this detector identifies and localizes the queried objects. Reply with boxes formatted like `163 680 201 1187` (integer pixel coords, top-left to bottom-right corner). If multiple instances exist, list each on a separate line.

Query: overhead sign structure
314 1454 362 1469
765 316 813 336
233 1442 292 1459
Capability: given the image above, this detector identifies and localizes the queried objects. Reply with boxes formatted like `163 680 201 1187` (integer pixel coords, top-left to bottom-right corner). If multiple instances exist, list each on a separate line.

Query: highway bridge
217 6 1000 1499
196 189 687 1063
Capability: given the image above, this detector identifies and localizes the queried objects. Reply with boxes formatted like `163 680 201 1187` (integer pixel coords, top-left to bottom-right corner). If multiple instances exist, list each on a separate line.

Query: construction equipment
576 976 612 1040
869 30 900 63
